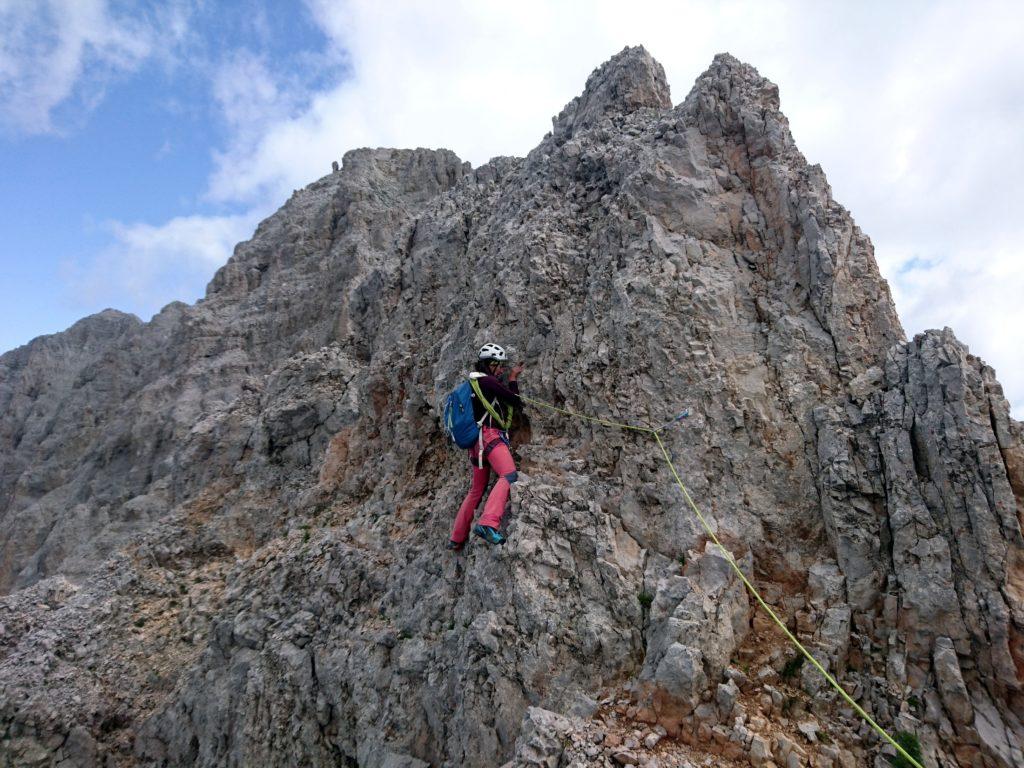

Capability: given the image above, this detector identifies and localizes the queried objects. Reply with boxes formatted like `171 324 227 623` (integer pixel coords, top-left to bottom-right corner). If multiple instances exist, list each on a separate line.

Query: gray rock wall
0 46 1020 767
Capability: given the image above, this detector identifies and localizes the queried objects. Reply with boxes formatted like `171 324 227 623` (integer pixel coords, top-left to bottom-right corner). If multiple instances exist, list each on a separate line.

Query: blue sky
1 1 340 347
1 1 1022 417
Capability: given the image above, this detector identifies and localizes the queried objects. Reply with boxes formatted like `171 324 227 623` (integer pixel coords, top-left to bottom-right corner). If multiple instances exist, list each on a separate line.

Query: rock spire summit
552 45 672 138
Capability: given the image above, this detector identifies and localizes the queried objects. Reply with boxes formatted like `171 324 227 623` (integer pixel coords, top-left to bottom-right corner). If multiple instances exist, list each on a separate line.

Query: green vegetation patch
885 731 924 768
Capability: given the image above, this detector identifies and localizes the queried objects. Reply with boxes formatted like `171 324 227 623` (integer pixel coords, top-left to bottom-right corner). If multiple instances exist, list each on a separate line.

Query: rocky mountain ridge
1 47 1022 767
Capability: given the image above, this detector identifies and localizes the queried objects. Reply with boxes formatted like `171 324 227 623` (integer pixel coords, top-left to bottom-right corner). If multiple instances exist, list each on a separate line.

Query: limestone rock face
1 46 1022 767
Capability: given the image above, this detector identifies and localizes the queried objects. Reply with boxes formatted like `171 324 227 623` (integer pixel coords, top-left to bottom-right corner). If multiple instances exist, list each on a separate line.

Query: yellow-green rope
521 393 925 768
522 395 656 434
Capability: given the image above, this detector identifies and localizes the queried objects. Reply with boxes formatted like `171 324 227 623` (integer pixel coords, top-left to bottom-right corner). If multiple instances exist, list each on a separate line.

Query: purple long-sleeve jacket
471 374 522 427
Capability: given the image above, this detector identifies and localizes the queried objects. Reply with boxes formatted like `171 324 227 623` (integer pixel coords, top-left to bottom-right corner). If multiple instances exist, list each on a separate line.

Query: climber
447 343 525 550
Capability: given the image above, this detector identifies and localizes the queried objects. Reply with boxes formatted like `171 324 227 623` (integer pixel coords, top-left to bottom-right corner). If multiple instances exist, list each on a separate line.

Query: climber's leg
478 439 517 530
452 458 490 545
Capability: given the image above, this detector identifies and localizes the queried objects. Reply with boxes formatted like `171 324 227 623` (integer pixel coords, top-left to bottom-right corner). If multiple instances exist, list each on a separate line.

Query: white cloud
205 0 796 204
63 211 264 319
212 49 286 134
0 0 178 134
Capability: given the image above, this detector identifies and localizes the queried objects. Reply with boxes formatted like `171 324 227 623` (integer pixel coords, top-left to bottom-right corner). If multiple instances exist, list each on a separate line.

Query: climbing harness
520 394 925 768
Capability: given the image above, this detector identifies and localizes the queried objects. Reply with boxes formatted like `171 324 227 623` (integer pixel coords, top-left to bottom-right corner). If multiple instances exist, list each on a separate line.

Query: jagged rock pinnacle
693 52 781 110
552 45 671 139
680 53 787 145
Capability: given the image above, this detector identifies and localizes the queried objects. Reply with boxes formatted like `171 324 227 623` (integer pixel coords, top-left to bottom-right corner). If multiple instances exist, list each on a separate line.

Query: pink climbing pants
451 426 518 543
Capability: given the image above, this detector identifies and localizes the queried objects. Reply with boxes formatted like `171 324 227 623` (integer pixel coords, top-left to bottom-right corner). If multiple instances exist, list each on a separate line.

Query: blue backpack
443 380 480 449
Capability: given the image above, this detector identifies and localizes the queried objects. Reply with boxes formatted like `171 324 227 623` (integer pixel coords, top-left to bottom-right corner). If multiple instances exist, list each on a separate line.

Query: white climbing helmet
478 343 508 362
